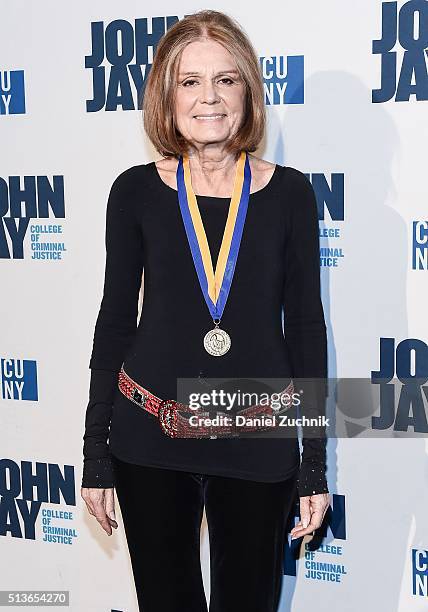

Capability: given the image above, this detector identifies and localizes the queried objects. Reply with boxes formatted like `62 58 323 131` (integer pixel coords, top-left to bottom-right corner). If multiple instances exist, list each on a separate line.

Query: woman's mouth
193 114 226 120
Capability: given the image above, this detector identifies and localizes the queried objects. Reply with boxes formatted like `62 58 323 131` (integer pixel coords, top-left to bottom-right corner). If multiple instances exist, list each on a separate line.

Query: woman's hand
81 487 118 536
290 492 330 540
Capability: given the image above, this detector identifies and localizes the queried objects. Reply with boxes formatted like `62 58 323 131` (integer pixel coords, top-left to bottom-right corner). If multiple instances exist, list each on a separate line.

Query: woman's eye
181 78 235 87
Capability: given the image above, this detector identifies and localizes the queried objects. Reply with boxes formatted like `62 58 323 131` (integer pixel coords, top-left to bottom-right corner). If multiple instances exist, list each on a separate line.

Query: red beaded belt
118 365 294 439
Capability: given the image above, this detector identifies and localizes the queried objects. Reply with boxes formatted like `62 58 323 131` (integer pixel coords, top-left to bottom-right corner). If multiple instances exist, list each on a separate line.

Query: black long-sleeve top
81 160 329 497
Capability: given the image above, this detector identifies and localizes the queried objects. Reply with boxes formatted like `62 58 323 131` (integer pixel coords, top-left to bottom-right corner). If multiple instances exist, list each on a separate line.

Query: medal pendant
177 151 250 359
204 325 231 356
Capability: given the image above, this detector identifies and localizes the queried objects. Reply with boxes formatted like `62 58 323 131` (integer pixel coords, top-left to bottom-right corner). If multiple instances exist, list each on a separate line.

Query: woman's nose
200 79 219 103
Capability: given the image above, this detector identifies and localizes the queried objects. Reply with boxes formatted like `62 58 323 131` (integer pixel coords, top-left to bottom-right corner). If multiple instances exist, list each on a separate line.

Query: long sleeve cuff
81 369 120 488
297 457 329 496
81 456 115 488
297 434 329 496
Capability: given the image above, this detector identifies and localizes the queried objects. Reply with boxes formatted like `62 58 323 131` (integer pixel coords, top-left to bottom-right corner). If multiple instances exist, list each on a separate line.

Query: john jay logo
261 56 304 104
0 175 66 260
307 173 345 268
371 337 428 432
85 17 180 112
0 459 77 543
412 548 428 596
284 493 347 581
1 358 38 401
412 220 428 269
372 0 428 103
0 70 26 115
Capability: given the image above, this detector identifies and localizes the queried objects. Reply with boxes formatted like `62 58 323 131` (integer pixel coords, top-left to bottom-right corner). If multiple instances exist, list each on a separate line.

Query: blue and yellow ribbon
176 150 251 321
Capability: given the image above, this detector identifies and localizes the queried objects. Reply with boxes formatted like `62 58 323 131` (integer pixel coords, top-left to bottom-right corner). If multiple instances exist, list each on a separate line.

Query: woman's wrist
81 455 115 489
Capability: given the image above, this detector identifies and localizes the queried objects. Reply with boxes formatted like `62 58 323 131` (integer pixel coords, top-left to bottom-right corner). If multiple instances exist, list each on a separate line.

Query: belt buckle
158 399 179 438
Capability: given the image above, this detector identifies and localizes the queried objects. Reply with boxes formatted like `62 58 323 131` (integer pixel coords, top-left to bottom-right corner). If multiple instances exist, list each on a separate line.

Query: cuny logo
0 459 76 543
0 175 66 260
412 220 428 270
372 0 428 103
1 358 38 401
85 16 180 112
284 493 347 580
307 173 345 268
0 70 26 115
412 549 428 597
371 338 428 432
260 55 304 104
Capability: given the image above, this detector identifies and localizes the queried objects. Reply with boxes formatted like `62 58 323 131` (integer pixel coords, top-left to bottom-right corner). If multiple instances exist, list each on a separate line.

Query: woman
81 9 330 612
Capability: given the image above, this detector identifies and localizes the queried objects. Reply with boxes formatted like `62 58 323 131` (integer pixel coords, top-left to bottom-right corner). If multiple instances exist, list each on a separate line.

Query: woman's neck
185 144 241 195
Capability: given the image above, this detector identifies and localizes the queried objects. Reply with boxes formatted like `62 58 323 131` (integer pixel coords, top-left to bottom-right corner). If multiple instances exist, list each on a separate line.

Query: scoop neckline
150 159 280 199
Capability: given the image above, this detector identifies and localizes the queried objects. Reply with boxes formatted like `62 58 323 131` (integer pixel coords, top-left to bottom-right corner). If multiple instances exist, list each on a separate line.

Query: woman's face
173 38 246 149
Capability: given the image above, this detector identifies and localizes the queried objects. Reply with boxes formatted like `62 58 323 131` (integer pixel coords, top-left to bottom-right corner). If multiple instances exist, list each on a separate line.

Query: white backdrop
1 1 428 610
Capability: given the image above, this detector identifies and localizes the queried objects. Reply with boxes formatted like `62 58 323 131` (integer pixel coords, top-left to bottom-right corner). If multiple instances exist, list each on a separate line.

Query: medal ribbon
176 150 251 321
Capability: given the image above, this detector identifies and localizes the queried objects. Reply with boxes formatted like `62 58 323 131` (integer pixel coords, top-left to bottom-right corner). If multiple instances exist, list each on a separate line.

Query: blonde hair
142 9 265 158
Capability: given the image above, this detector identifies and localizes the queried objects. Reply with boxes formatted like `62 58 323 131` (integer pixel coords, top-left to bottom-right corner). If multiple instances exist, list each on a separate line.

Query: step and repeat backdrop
1 1 427 610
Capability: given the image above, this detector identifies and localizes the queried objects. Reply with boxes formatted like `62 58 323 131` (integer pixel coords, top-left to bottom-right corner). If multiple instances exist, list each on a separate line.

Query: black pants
113 455 297 612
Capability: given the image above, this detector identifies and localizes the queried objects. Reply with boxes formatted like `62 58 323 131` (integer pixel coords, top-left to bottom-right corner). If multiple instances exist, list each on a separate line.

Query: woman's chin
190 130 231 144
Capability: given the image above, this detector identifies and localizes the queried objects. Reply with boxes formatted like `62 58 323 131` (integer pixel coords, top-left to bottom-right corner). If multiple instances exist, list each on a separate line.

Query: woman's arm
81 167 145 489
282 167 329 497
